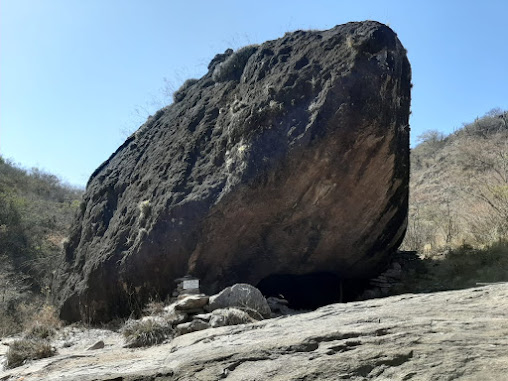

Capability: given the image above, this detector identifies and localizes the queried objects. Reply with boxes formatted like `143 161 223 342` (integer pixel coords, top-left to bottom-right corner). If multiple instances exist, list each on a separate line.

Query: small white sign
183 279 199 290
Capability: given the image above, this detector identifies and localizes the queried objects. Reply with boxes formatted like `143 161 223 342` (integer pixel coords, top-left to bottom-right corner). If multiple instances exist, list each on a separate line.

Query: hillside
403 108 508 250
0 157 82 334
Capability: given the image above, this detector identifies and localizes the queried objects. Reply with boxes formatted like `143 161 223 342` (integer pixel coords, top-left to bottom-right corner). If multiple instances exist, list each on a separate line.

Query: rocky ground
2 283 508 380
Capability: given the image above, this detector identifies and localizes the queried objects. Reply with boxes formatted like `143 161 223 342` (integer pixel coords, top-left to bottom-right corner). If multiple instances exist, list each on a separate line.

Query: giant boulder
53 21 411 322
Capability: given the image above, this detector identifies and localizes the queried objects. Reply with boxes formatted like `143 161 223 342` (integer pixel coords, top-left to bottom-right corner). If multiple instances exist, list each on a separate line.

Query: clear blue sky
1 1 507 187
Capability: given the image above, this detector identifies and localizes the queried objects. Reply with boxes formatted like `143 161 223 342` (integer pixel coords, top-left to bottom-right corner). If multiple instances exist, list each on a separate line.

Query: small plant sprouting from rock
137 227 148 241
268 100 283 111
138 200 151 223
346 35 355 49
121 318 174 348
212 45 259 82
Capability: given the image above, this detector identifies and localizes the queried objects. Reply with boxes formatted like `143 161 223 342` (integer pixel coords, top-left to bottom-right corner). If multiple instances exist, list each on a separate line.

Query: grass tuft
143 300 165 316
121 318 174 348
6 338 55 369
212 45 258 82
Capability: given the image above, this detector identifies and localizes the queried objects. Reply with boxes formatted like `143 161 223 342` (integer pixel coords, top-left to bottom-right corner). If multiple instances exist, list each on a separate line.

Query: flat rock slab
174 294 209 311
3 284 508 380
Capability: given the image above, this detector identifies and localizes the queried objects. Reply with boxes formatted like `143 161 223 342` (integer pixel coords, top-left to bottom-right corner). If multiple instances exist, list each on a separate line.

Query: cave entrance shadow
256 272 370 310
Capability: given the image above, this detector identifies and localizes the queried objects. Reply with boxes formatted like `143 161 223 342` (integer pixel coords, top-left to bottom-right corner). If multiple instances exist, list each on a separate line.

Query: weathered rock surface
86 340 105 350
174 294 209 311
206 283 271 318
3 284 508 380
53 20 411 322
175 319 210 335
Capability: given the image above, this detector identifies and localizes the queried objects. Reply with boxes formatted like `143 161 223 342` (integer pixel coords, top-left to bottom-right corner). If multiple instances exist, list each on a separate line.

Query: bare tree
459 121 508 244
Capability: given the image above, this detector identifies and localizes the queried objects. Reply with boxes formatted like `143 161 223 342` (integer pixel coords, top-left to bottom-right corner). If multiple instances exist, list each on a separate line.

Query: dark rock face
53 21 411 323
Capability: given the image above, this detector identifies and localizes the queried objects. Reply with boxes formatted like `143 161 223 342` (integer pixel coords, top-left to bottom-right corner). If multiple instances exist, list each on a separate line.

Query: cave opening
256 272 370 310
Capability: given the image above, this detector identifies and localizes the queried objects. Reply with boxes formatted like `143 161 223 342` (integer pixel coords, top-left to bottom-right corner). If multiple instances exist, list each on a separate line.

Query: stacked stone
362 262 403 299
171 284 184 299
168 294 211 335
166 284 271 336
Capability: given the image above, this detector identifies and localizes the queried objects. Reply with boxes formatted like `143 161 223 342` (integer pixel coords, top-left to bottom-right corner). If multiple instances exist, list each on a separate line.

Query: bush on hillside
0 293 41 337
444 241 508 284
0 157 82 336
24 305 61 336
24 324 55 340
0 158 82 275
403 108 508 251
0 295 61 338
461 108 507 137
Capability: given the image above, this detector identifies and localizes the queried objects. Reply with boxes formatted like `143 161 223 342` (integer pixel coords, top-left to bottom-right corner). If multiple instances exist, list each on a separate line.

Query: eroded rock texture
53 21 411 322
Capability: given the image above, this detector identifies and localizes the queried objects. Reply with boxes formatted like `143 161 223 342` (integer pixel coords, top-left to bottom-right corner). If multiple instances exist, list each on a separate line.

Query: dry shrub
442 241 508 286
121 318 174 348
6 338 55 368
402 241 508 293
24 323 55 340
0 300 62 339
0 299 40 337
212 45 259 82
461 201 507 247
209 307 254 328
27 304 62 330
143 300 165 316
21 304 61 342
0 311 21 338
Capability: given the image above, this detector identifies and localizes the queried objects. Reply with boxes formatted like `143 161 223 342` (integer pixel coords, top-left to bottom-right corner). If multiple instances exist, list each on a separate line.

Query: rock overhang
53 20 411 323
